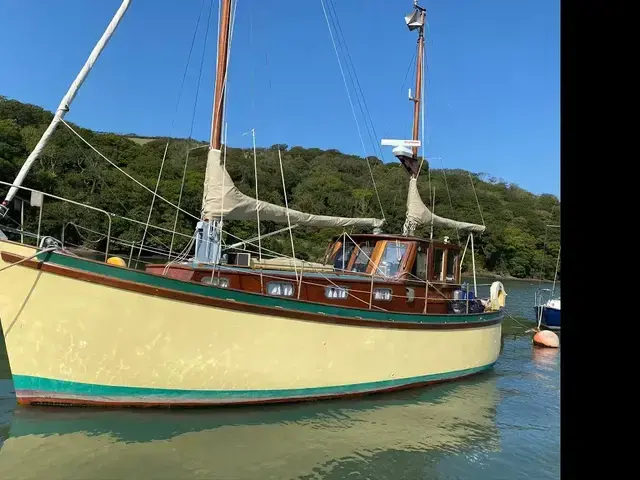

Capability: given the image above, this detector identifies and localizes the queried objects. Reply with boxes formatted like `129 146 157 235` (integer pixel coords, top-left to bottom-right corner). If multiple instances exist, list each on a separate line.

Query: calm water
0 278 560 479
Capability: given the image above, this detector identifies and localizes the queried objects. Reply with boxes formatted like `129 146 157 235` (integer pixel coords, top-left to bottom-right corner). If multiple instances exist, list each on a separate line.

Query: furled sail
201 149 385 229
405 177 485 233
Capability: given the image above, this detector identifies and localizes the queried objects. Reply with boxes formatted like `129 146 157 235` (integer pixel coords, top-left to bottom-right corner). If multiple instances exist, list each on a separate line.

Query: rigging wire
439 158 461 244
319 0 385 221
213 122 228 281
421 34 433 238
400 48 418 96
64 126 180 252
248 128 264 291
539 227 548 284
423 23 431 152
277 147 298 283
169 0 216 257
255 5 301 274
468 171 486 227
60 119 201 223
398 46 417 141
551 245 561 297
138 0 210 259
325 0 387 165
0 210 24 229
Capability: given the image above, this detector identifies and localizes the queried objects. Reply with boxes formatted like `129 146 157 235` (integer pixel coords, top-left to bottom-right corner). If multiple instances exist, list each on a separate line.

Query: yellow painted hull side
0 240 502 405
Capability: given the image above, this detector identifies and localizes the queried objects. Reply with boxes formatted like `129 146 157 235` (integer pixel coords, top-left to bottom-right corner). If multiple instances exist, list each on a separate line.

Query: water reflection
0 376 500 480
532 345 560 369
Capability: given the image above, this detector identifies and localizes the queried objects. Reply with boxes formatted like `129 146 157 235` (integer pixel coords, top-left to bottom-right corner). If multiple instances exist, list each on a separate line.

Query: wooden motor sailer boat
0 0 506 407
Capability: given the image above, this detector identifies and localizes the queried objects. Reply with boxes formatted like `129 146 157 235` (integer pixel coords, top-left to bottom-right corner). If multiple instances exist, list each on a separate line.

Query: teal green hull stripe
13 364 494 401
37 251 503 326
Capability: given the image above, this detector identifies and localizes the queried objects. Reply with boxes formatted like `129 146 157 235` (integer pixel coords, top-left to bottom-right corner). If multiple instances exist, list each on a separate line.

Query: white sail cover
201 149 384 229
406 177 486 233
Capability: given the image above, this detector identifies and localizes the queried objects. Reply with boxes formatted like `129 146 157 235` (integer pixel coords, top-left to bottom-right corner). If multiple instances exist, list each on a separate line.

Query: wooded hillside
0 97 560 279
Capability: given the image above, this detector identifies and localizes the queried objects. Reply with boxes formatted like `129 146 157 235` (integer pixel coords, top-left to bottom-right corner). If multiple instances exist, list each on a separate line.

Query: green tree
0 96 560 278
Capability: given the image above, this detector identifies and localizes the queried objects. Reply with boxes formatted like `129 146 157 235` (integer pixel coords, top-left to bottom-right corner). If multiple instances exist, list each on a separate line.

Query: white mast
0 0 132 218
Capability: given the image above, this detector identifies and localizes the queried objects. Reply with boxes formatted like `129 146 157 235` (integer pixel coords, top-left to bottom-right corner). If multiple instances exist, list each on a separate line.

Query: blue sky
0 0 559 197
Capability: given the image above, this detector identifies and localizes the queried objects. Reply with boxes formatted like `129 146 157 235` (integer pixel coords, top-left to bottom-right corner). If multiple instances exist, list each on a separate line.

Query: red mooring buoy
532 330 559 348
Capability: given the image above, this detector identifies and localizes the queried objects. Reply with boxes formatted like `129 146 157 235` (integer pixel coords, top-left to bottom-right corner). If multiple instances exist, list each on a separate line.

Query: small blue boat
534 290 560 330
534 224 561 330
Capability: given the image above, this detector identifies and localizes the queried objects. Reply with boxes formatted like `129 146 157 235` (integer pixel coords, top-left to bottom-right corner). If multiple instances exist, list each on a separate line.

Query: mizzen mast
380 2 426 179
379 2 434 238
401 1 426 177
409 2 426 164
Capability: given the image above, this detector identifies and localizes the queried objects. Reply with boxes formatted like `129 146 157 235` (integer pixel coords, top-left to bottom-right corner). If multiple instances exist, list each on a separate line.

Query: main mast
210 0 233 151
195 0 233 264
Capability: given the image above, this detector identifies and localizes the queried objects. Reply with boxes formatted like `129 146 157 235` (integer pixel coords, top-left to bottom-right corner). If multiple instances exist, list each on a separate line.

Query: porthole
267 282 294 297
325 286 349 299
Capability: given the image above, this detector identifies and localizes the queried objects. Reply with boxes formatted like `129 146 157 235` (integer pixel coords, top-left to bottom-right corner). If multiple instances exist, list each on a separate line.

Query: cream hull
0 240 502 406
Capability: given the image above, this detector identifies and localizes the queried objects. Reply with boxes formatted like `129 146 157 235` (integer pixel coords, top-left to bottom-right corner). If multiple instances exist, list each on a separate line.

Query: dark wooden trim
366 239 386 275
325 240 342 266
397 240 417 280
329 233 431 243
323 234 463 251
1 251 502 331
432 242 461 252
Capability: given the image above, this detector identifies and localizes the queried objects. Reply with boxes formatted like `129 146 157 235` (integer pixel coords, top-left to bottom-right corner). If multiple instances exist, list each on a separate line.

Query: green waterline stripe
39 251 503 326
13 364 495 400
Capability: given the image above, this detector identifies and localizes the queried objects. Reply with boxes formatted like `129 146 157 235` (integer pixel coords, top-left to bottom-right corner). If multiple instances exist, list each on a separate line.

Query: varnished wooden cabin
146 234 465 315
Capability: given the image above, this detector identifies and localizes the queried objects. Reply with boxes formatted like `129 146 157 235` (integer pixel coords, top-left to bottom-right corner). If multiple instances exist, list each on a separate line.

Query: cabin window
373 288 393 301
325 286 349 299
412 245 428 281
432 248 444 281
445 251 458 282
333 240 356 271
378 241 408 277
351 241 375 273
267 282 294 297
201 276 229 288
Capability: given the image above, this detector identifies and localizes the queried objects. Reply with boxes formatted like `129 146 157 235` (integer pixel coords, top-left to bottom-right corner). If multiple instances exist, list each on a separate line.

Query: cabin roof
330 233 426 243
329 233 461 250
